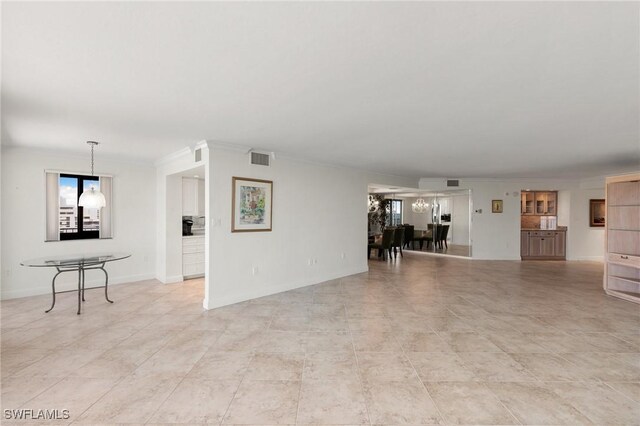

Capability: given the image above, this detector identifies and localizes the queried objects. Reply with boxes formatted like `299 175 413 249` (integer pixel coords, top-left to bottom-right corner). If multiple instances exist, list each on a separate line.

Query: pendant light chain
90 142 95 176
79 140 106 209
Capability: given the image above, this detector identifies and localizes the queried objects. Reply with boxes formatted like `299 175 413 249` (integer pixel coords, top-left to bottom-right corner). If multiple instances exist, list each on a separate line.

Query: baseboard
567 256 604 262
0 273 156 300
471 255 522 261
204 265 368 310
161 275 184 284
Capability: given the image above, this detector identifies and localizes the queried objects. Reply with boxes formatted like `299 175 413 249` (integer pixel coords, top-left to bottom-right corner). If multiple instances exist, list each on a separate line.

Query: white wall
451 193 470 245
205 147 417 309
567 188 605 260
419 177 606 260
1 147 157 299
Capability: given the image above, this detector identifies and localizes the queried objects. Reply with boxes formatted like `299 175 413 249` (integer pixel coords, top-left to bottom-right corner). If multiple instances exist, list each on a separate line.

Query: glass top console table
21 253 131 315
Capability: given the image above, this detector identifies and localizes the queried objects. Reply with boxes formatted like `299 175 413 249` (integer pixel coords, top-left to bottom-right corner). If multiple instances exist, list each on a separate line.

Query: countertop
183 234 205 239
521 227 567 231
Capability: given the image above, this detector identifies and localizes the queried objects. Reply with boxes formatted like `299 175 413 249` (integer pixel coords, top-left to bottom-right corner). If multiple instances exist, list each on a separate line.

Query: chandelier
368 195 380 212
412 198 428 213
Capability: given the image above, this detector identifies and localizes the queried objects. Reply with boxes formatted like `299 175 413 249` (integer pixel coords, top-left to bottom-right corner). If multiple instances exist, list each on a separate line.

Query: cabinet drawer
183 252 205 265
183 244 204 254
529 231 555 237
183 262 205 277
608 252 640 268
183 237 205 246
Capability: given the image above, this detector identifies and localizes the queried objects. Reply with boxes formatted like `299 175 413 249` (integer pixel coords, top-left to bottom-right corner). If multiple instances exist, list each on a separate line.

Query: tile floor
1 253 639 425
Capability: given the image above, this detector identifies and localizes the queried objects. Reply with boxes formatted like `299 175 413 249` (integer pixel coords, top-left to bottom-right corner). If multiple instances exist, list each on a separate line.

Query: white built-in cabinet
182 178 205 216
604 173 640 304
183 236 205 278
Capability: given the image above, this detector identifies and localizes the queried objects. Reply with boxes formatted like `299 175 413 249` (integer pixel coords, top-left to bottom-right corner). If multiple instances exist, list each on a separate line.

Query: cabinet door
554 232 566 257
521 232 529 257
528 236 542 256
608 182 640 206
535 192 547 214
182 178 198 216
608 230 640 256
546 192 557 215
522 192 534 215
540 236 555 256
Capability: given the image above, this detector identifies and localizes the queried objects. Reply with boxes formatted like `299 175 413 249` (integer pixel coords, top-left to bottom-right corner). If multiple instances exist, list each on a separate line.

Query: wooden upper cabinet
521 192 534 215
545 192 557 215
535 192 547 214
521 191 557 215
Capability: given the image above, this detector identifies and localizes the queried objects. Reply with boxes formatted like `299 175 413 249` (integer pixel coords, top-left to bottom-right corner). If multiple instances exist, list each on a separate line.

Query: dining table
21 252 131 315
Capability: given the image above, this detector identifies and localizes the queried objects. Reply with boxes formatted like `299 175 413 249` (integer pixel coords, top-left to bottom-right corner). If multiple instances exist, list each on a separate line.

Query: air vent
250 152 270 166
447 179 460 187
194 148 202 162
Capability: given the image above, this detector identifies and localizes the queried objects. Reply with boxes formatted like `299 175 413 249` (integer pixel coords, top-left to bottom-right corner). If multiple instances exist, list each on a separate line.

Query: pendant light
78 141 106 209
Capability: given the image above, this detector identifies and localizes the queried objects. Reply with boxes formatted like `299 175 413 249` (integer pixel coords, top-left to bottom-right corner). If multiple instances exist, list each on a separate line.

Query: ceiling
368 184 469 198
2 2 638 178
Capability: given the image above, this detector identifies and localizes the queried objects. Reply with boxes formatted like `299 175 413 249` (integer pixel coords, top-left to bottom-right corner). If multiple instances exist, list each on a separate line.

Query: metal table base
46 262 113 315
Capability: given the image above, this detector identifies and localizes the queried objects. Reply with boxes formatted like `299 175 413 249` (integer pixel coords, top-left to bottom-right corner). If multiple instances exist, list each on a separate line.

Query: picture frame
492 199 503 213
589 199 605 227
232 177 273 232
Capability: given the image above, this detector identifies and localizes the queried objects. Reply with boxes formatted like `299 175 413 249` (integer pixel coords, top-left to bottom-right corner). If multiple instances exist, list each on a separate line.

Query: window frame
385 199 403 227
59 173 100 241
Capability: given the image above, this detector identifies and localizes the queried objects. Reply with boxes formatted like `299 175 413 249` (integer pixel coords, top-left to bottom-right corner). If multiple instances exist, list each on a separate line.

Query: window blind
45 172 60 241
100 176 113 238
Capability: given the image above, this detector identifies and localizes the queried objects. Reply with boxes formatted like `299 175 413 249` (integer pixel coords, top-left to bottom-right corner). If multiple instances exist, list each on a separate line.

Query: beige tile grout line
428 327 531 426
217 308 278 426
131 323 212 424
345 300 374 426
424 267 524 426
400 328 459 426
66 343 149 424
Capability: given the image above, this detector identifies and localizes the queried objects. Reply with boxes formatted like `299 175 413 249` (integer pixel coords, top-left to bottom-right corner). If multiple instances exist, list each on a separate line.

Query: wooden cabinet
520 231 529 256
604 173 640 304
182 178 205 216
521 230 566 260
554 231 566 257
521 192 534 214
521 191 557 215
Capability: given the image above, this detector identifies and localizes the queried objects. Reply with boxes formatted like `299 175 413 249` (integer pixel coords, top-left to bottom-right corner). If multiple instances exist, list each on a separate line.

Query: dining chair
403 225 414 249
440 225 450 249
368 228 395 260
392 226 405 258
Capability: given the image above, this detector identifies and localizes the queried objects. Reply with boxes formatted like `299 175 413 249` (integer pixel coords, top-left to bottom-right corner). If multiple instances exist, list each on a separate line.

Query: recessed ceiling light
194 174 199 178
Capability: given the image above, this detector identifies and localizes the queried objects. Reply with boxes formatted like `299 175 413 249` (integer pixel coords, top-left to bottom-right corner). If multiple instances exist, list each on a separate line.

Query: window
59 174 100 240
386 199 403 226
45 171 112 242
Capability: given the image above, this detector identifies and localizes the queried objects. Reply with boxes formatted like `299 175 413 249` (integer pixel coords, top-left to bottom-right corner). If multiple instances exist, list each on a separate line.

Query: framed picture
492 199 503 213
589 199 605 227
232 177 273 232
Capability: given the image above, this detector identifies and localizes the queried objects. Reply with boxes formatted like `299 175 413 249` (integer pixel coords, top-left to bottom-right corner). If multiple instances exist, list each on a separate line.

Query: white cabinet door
182 178 198 216
197 179 205 216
